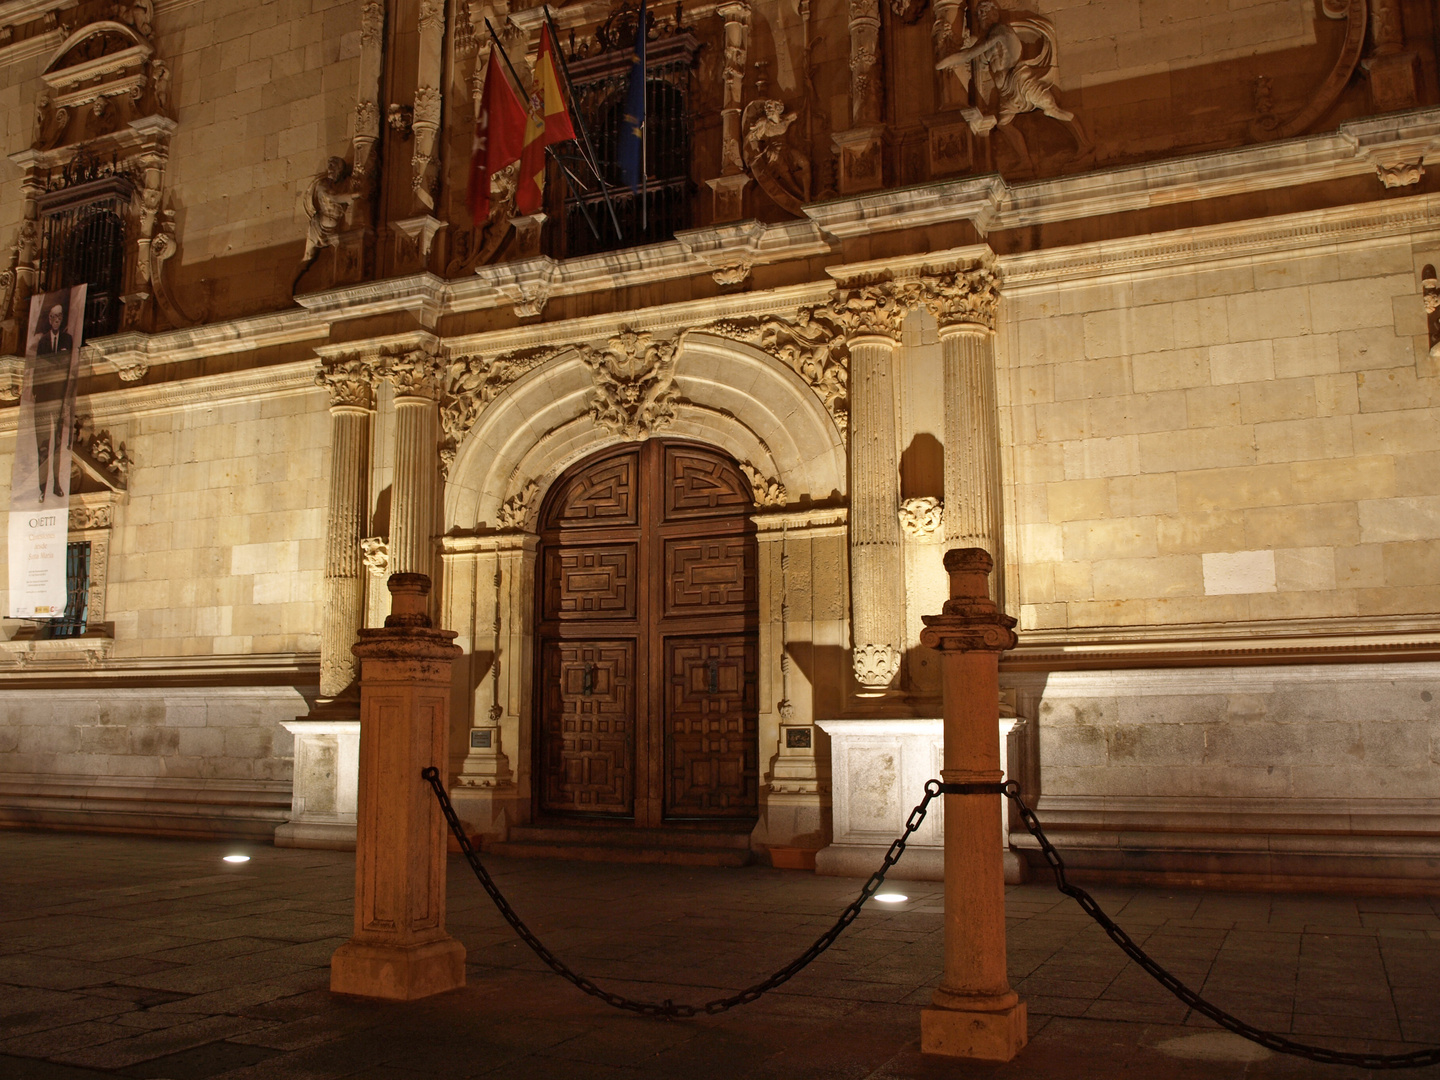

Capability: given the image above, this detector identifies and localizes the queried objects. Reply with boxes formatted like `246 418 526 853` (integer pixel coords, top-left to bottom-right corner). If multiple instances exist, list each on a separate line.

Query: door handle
707 658 719 695
582 663 595 696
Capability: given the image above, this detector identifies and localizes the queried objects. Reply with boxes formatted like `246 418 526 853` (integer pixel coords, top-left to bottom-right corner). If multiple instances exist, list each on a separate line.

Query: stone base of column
330 937 466 1001
920 1000 1027 1061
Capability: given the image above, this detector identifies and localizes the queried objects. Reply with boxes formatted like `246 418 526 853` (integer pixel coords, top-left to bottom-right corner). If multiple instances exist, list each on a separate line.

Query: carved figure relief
295 157 357 290
898 496 944 539
361 537 391 575
742 100 811 214
439 346 559 470
936 1 1092 168
1424 264 1440 359
579 328 682 440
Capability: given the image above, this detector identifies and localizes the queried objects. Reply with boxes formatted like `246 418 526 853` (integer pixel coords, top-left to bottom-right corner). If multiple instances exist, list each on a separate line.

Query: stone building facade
0 0 1438 890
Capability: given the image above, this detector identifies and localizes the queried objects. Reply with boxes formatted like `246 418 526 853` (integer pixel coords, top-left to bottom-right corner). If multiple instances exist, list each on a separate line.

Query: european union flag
616 0 647 194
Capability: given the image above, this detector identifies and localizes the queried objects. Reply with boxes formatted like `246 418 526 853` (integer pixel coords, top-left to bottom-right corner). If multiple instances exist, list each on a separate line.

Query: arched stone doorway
534 439 759 829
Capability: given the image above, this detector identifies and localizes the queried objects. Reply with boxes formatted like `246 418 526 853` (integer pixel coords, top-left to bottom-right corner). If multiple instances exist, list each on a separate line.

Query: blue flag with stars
616 0 647 193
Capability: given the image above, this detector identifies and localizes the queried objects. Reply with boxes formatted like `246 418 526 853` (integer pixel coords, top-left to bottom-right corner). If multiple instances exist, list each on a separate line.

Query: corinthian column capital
913 262 1001 332
382 339 447 400
316 354 379 410
828 281 908 341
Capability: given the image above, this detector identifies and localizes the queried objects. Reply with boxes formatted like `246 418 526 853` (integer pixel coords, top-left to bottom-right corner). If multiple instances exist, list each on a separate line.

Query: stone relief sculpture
742 100 811 214
295 157 357 290
361 537 390 576
936 0 1092 167
579 328 681 440
898 496 944 539
496 480 540 530
438 346 559 471
739 462 787 507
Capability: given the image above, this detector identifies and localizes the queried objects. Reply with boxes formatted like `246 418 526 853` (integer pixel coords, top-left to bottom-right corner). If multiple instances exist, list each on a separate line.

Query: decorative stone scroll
496 480 540 531
438 346 560 473
740 462 786 507
579 327 681 440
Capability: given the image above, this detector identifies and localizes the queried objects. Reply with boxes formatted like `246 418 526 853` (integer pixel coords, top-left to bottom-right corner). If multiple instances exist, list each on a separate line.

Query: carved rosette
317 355 378 410
496 480 540 531
828 282 909 341
911 264 1000 331
898 497 944 540
579 328 681 440
852 642 902 688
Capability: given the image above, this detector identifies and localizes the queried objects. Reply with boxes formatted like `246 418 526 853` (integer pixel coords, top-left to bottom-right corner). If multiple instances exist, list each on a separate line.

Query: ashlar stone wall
1008 237 1436 632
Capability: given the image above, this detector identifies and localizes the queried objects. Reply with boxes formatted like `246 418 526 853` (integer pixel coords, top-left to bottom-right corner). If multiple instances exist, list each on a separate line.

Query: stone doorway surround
441 328 850 860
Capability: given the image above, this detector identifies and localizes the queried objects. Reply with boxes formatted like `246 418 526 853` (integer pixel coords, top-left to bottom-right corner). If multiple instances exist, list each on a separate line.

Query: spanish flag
515 23 576 215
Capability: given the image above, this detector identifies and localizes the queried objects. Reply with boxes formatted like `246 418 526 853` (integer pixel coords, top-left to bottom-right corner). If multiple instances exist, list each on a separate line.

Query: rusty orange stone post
918 548 1026 1060
330 573 466 1000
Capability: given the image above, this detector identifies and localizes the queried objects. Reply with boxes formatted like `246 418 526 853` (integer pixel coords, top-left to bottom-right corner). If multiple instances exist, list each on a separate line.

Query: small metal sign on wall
7 284 85 619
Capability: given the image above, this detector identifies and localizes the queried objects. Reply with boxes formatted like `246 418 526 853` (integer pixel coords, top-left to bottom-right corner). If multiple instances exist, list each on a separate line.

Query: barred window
41 541 91 639
37 163 131 341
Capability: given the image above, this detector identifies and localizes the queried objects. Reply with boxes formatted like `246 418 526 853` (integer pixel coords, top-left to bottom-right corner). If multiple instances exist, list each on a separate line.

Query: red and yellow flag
469 47 528 222
515 24 577 215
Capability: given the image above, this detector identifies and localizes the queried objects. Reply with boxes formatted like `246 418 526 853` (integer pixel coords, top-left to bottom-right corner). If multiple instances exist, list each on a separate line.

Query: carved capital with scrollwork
910 263 1000 331
316 353 379 409
381 340 446 400
828 282 908 341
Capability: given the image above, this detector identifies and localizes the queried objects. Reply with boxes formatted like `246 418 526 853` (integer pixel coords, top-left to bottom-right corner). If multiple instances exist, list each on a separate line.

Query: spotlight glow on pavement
222 854 250 863
874 893 907 903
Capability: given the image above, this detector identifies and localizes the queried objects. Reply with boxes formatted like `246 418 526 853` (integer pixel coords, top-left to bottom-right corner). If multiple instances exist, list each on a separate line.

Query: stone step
488 820 756 867
487 838 754 867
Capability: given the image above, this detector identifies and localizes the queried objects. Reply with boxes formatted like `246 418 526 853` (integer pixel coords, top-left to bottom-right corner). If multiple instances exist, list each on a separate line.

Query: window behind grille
37 179 129 341
561 37 696 258
41 541 90 638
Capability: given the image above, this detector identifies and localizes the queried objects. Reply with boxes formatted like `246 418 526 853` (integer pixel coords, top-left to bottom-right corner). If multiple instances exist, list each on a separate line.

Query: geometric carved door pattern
536 440 758 826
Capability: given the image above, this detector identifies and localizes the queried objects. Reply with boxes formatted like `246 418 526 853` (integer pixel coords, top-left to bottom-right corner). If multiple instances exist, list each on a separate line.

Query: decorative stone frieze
579 327 681 440
899 497 943 540
496 480 539 531
69 503 113 530
740 462 786 507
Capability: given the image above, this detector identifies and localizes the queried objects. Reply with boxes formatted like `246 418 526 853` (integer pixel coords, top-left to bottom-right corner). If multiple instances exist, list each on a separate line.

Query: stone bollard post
330 573 466 1000
918 548 1026 1061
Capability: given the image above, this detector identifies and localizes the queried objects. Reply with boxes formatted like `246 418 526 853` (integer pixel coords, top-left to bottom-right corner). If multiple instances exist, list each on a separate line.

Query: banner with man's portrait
7 285 86 619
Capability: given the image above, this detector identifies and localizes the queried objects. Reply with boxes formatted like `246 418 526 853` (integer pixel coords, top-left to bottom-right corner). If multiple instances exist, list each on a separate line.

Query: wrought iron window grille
35 161 133 342
40 541 91 639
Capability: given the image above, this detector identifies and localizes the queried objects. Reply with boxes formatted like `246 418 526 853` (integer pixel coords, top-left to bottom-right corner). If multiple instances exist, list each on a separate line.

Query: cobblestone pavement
2 830 1439 1080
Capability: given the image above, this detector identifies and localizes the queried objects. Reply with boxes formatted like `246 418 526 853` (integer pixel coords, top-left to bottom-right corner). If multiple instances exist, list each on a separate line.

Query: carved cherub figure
294 156 357 290
742 99 811 214
937 0 1092 167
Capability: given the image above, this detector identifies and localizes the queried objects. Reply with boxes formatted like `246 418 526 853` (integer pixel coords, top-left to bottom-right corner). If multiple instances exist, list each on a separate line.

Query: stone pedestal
706 175 751 224
274 718 359 850
330 574 465 1001
918 548 1025 1062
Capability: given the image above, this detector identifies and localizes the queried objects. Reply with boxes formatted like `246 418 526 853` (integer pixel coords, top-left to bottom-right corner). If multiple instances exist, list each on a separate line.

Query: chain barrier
422 765 940 1018
424 766 1440 1066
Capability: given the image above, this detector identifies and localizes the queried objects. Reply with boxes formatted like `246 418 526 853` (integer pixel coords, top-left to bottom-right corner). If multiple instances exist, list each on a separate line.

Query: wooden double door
536 440 759 826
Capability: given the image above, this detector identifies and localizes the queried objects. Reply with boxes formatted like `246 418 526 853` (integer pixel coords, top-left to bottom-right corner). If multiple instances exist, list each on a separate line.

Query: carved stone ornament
1378 161 1424 188
935 2 1092 166
418 0 444 32
909 263 1000 330
439 347 560 471
361 537 391 575
700 308 850 439
579 328 681 441
740 462 786 507
741 99 811 215
898 496 944 539
316 354 378 409
828 282 909 340
381 341 446 399
87 429 133 483
889 0 929 22
294 156 357 290
497 480 540 530
852 642 901 689
712 263 752 286
70 503 114 530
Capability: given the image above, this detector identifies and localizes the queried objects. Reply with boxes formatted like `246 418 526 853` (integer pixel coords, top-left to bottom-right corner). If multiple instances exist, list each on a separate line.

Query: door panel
540 640 635 815
665 636 758 817
537 441 758 827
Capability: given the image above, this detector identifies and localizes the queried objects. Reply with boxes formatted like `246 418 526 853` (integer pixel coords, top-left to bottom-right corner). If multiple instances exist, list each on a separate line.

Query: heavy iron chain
424 766 1440 1066
422 765 939 1018
952 777 1440 1071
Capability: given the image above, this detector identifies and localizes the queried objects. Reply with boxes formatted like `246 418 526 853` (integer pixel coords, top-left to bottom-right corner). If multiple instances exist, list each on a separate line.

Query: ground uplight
223 854 250 863
874 892 907 903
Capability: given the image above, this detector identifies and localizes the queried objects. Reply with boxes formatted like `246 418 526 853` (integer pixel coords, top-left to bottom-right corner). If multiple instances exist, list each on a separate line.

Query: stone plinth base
920 1000 1027 1061
330 937 466 1001
274 819 356 850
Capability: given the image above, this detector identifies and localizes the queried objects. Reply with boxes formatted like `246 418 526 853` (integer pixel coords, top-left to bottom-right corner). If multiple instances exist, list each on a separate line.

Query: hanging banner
8 285 85 619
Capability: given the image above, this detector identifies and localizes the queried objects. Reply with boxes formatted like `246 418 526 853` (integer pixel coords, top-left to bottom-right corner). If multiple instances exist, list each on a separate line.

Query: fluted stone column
918 264 1003 586
833 284 908 694
385 345 445 581
317 356 377 699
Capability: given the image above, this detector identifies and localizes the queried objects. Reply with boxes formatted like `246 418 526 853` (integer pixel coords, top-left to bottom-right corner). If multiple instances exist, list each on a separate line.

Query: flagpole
543 5 625 243
639 0 648 232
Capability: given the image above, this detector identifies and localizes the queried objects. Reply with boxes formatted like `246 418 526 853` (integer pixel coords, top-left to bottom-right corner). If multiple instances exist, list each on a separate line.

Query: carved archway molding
443 331 848 535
